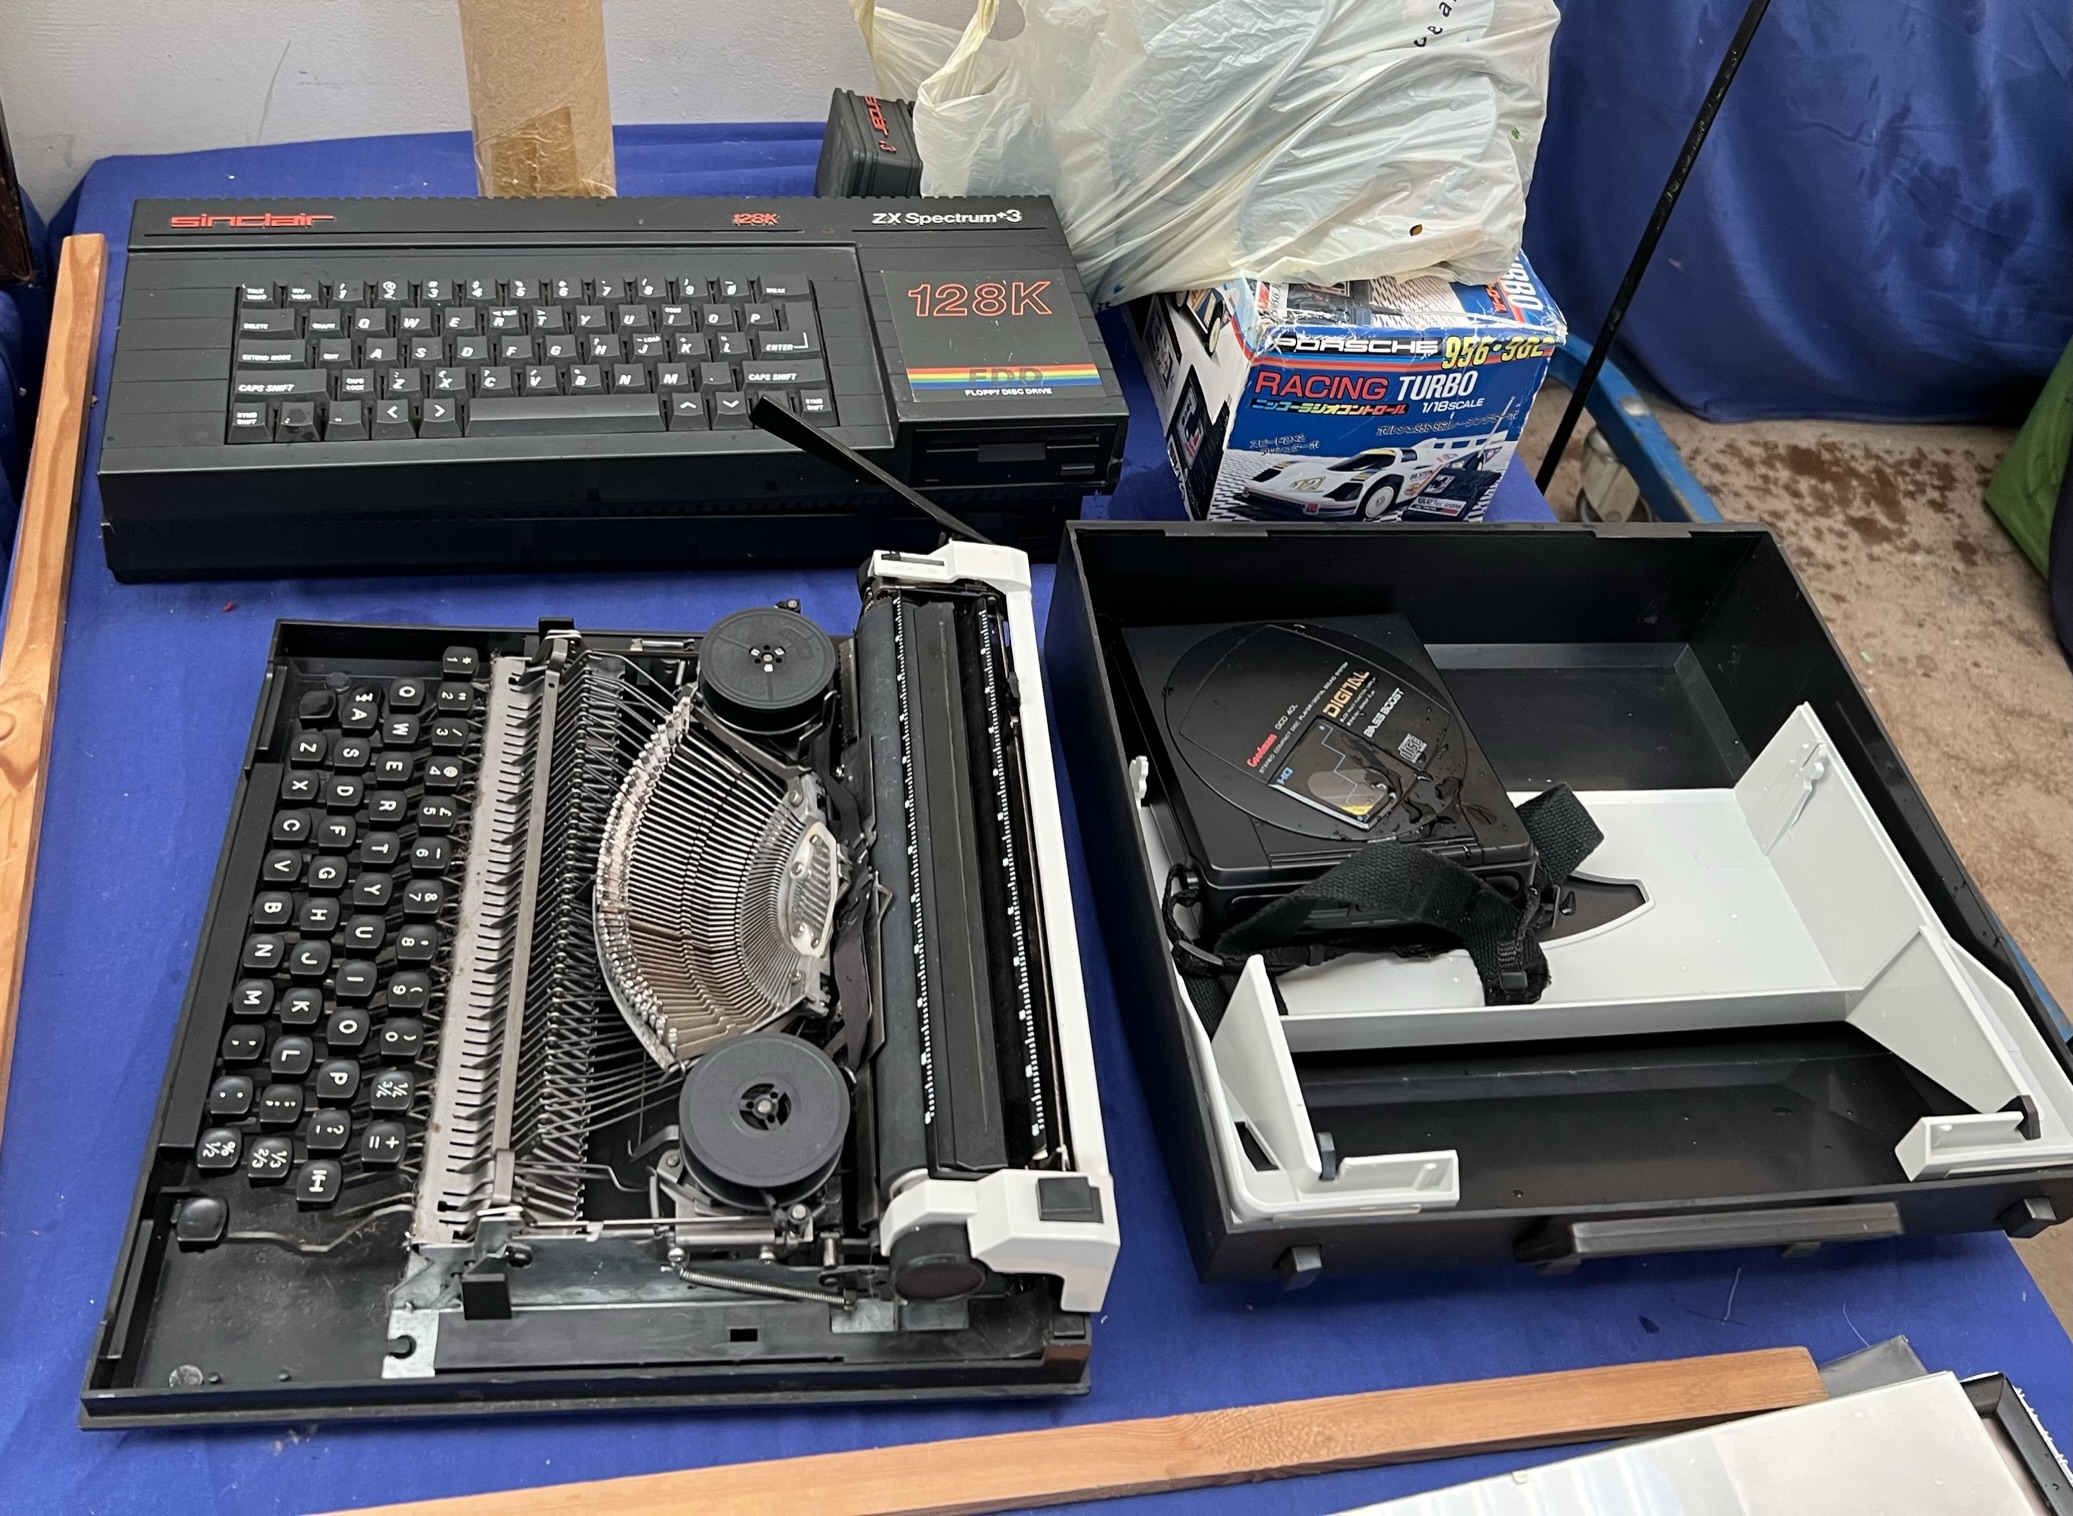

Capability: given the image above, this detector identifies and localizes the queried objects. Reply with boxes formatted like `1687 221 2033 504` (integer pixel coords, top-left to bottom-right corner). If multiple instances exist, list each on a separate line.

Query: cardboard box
1129 258 1564 521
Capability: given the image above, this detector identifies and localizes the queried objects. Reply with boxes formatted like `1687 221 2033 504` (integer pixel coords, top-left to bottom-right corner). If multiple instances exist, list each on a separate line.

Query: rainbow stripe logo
907 364 1102 390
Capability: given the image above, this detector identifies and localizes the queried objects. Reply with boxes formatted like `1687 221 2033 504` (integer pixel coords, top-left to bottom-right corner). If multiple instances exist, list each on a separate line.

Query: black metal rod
1536 0 1776 494
749 396 993 545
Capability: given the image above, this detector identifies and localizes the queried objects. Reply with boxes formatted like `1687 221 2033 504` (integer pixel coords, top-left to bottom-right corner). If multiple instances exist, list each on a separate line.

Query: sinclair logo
167 211 335 229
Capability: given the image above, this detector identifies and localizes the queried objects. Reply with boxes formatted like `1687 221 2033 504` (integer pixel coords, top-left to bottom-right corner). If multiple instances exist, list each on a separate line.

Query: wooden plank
0 233 106 1146
341 1346 1826 1516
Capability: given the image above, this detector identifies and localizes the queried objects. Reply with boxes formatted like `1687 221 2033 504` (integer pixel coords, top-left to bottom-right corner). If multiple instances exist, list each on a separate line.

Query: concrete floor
1519 387 2073 1334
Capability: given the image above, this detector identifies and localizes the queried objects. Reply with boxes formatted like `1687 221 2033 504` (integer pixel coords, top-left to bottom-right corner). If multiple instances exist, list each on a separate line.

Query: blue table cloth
0 126 2062 1514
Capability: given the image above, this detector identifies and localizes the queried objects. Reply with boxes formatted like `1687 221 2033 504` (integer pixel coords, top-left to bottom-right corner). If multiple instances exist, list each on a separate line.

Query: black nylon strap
1518 786 1603 887
1217 839 1545 1003
1180 785 1604 1011
1178 967 1235 1033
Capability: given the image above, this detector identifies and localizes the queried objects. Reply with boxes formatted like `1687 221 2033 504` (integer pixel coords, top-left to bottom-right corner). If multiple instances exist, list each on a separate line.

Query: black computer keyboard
182 642 486 1217
100 196 1130 580
226 264 839 445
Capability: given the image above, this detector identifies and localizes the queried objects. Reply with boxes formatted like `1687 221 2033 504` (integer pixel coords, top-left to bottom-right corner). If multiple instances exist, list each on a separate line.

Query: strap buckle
1496 877 1558 1000
1163 865 1231 973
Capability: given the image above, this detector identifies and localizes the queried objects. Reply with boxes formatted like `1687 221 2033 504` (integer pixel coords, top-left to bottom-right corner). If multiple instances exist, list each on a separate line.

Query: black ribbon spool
678 1033 850 1209
696 606 838 733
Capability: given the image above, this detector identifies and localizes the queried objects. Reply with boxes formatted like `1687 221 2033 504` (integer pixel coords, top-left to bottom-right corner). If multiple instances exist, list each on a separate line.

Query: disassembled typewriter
85 543 1115 1425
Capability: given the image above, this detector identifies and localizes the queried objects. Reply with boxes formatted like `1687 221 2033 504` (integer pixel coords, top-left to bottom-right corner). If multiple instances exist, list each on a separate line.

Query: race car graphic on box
1230 411 1522 522
1129 258 1565 522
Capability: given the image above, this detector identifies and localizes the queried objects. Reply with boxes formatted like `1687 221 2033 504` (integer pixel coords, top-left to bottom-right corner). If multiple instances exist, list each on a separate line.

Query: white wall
0 0 972 213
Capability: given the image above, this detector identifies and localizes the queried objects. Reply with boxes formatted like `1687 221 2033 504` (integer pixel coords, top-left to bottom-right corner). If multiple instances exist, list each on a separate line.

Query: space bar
465 394 663 436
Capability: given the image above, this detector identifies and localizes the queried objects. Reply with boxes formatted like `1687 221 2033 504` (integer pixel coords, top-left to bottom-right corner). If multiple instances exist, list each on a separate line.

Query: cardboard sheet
457 0 615 198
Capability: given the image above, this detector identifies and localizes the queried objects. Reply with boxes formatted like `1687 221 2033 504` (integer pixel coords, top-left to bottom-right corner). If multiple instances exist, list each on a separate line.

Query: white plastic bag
849 0 1558 306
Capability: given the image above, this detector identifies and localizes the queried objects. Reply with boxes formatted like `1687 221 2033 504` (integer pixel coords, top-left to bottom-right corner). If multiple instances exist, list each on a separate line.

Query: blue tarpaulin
1526 0 2073 423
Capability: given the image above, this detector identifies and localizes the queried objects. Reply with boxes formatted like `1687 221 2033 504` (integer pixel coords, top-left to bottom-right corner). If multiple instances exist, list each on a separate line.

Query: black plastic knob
889 1221 986 1301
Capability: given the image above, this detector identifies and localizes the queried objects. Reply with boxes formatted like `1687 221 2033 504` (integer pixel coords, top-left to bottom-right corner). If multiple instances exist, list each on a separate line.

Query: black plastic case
1046 521 2073 1283
815 91 925 197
